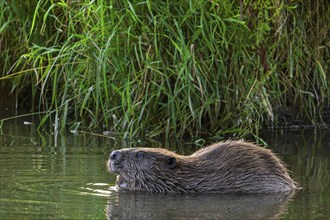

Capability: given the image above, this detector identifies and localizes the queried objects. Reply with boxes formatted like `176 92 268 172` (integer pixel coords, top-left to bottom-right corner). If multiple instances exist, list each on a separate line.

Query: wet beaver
108 140 297 194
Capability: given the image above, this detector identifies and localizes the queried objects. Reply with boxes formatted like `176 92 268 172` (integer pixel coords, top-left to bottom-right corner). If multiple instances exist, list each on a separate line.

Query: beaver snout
109 150 122 173
110 150 120 161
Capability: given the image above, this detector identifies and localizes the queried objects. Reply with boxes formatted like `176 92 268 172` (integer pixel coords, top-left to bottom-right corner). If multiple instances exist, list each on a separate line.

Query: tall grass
1 0 329 140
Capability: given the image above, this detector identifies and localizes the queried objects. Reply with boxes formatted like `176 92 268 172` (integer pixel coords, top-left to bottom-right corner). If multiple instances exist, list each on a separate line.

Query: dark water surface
0 119 329 219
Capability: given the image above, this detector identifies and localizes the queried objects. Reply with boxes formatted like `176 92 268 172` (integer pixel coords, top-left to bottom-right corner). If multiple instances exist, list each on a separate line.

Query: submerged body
108 140 297 194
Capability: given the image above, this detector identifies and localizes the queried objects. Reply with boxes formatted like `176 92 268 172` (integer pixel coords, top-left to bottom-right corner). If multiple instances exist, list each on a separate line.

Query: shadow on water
106 191 295 220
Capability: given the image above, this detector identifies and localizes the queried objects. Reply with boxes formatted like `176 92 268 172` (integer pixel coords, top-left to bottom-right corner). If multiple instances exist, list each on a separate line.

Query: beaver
108 140 297 194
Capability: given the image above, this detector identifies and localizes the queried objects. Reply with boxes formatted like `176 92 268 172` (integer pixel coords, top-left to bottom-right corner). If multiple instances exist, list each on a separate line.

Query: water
0 119 329 219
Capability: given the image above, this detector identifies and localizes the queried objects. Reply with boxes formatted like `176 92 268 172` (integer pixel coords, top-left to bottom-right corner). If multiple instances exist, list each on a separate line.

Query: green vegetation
0 0 329 140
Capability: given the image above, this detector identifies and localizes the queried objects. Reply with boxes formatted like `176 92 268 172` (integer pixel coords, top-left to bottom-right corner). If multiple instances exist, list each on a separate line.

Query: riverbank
1 1 329 140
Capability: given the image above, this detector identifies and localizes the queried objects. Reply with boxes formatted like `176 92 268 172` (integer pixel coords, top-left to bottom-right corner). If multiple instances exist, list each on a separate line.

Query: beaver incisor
108 140 297 194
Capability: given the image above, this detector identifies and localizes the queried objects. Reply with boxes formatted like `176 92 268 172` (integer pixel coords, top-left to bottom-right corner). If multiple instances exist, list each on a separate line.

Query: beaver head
108 148 186 193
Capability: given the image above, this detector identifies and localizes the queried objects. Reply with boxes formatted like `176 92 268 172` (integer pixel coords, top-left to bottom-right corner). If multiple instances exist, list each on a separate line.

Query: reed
1 0 329 140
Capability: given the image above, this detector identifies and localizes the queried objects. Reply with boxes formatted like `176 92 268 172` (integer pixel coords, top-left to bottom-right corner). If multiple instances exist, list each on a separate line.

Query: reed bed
1 0 329 140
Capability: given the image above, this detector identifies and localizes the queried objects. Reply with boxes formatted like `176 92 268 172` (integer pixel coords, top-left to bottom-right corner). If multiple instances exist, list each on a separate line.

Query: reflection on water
0 119 113 219
107 192 294 220
106 130 330 220
264 130 330 220
0 117 330 219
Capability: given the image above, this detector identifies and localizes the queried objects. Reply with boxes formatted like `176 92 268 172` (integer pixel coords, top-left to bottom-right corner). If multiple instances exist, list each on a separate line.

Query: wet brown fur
108 140 297 194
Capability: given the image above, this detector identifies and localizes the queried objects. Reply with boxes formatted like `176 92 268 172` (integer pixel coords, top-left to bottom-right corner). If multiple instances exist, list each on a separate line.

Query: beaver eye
135 152 144 158
167 157 177 169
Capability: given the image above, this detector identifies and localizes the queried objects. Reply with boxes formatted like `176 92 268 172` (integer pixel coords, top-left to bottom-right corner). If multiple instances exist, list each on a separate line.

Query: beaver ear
167 157 177 169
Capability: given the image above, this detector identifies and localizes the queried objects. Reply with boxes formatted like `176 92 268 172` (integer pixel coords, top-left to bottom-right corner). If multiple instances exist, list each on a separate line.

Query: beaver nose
110 150 120 160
